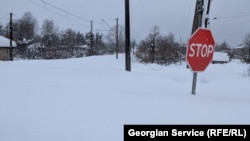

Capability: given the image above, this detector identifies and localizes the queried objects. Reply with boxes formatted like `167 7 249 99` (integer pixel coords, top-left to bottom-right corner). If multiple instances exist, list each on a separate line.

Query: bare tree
0 23 4 36
41 19 56 48
156 33 179 65
19 12 38 40
136 26 179 65
40 19 58 58
215 41 230 52
243 33 250 63
149 25 160 63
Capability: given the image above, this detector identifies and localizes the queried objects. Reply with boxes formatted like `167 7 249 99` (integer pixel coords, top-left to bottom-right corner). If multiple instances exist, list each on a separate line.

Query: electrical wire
26 0 116 34
0 13 10 21
39 0 104 25
40 0 91 22
27 0 94 29
27 0 73 21
102 19 112 29
213 14 250 20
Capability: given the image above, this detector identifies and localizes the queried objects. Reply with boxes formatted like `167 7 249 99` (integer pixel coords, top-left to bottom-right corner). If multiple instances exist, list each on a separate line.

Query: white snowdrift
0 55 249 141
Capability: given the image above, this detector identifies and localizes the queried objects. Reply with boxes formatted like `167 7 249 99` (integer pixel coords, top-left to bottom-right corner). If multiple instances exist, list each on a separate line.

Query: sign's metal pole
190 0 204 95
191 73 197 95
190 0 211 95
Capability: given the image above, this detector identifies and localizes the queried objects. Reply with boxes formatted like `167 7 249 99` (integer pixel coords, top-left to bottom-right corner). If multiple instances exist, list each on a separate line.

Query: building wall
0 48 9 61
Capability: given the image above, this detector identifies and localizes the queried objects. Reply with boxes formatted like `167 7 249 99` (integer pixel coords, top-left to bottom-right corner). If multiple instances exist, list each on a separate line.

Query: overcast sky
1 0 250 47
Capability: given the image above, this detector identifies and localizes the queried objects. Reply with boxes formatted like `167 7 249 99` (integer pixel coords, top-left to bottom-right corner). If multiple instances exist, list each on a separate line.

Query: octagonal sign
186 28 215 72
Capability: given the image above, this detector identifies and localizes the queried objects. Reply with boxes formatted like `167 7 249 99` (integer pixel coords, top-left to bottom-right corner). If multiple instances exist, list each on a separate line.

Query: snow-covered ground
0 54 249 141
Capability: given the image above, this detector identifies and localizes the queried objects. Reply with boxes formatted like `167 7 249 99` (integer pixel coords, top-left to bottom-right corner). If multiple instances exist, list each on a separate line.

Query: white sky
1 0 250 47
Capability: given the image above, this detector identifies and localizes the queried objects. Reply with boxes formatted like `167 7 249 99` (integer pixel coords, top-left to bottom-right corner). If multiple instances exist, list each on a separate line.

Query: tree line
0 12 184 65
0 11 249 64
0 12 125 59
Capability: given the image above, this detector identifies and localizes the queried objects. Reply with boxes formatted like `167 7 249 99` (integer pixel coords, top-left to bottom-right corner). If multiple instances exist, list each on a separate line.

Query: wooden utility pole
116 18 119 59
205 0 211 28
191 0 204 33
90 20 94 55
9 12 13 61
151 36 155 63
125 0 131 71
249 41 250 63
179 37 182 66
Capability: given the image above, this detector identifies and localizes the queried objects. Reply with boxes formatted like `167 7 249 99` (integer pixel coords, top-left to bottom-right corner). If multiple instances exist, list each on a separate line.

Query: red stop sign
186 28 215 72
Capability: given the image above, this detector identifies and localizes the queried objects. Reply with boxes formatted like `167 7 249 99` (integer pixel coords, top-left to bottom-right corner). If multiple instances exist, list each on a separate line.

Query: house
0 36 17 61
231 44 249 63
212 52 230 64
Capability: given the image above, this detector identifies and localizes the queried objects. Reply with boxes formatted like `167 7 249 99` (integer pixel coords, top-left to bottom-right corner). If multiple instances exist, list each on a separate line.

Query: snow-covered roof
80 45 88 49
232 44 245 49
213 52 229 62
0 36 17 48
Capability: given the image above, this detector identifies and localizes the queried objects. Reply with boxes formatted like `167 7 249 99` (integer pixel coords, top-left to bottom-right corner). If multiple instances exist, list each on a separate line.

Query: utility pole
90 20 93 35
90 20 94 55
116 18 119 59
125 0 131 71
9 12 13 61
204 0 211 28
151 36 155 63
249 40 250 63
179 37 182 66
191 0 204 34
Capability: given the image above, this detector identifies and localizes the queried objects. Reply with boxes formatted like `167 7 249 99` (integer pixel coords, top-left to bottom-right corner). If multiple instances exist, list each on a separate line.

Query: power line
102 19 112 29
213 14 250 20
40 0 94 23
27 0 91 28
38 0 106 30
0 13 10 21
28 0 73 21
27 0 113 33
